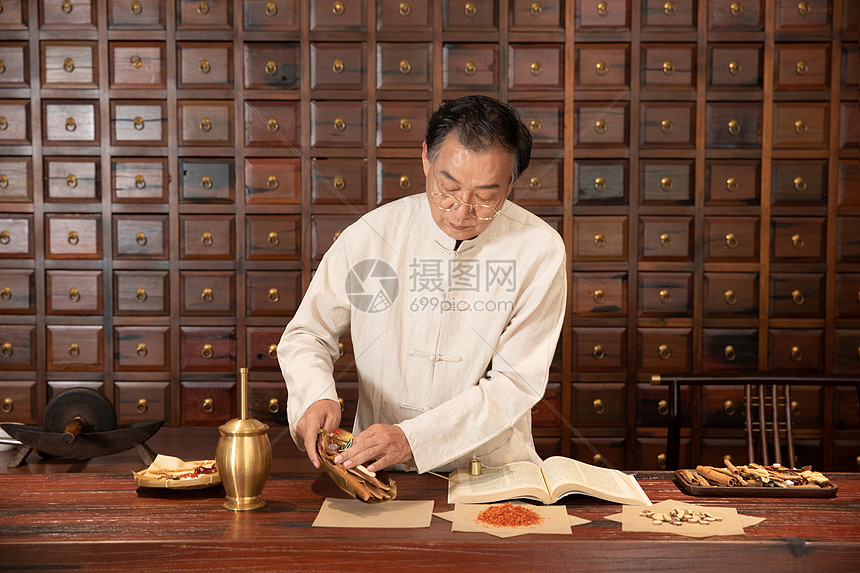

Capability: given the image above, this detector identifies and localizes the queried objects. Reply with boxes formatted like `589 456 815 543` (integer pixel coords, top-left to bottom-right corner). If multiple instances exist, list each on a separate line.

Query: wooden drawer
243 42 299 90
573 327 627 372
709 44 763 88
841 102 860 149
246 326 283 372
574 102 628 148
775 43 830 90
0 269 34 314
177 42 231 88
113 215 168 259
843 43 859 88
337 381 359 426
641 102 695 148
46 324 104 371
508 44 563 91
701 439 750 467
637 382 692 427
310 42 365 91
0 158 31 202
837 216 860 263
530 382 561 428
703 272 759 317
45 157 98 202
41 0 95 27
575 0 630 30
575 44 628 90
572 437 626 468
775 0 830 31
638 272 693 316
515 159 562 205
510 0 563 30
514 102 563 147
377 43 432 90
180 271 235 315
833 330 860 374
180 381 235 425
109 42 166 89
248 381 287 426
180 215 235 260
641 160 692 204
773 102 829 148
246 270 301 316
311 100 366 148
571 272 627 317
641 43 695 88
377 0 432 31
114 381 169 423
41 42 96 87
46 214 101 259
0 215 33 258
46 270 103 314
642 0 695 29
310 0 366 30
443 0 497 29
0 381 37 424
572 383 625 427
111 102 166 145
705 160 760 205
376 158 425 205
702 329 758 372
638 327 692 373
112 158 168 203
178 100 233 146
708 0 763 30
245 100 299 147
180 327 236 372
0 325 36 370
244 157 301 204
772 159 827 205
376 101 429 148
114 326 169 371
333 331 355 376
704 216 759 262
638 437 690 470
43 100 97 145
177 0 231 29
572 216 628 261
179 158 234 202
833 440 860 472
0 100 30 144
113 270 169 315
0 0 27 29
769 328 823 372
833 383 860 426
243 0 299 31
311 214 360 262
701 384 746 427
770 272 824 318
771 217 825 262
311 158 366 204
835 274 860 318
639 216 692 262
574 160 626 205
108 0 166 29
442 43 498 90
706 102 761 149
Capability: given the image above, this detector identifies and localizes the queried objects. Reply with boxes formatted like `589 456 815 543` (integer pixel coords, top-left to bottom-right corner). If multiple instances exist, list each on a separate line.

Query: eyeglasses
430 191 502 221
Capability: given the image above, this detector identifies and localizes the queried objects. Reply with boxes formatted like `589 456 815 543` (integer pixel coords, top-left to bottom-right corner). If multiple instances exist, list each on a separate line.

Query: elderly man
278 95 566 475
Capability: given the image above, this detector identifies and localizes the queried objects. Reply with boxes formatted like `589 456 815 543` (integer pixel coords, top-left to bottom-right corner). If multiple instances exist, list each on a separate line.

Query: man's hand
294 399 341 469
334 424 412 473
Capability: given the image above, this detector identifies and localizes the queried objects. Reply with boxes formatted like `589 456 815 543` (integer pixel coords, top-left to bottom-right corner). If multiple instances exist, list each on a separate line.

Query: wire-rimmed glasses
430 191 502 221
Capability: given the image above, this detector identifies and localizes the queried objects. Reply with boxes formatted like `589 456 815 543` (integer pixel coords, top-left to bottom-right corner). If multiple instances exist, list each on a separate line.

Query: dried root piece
316 428 396 503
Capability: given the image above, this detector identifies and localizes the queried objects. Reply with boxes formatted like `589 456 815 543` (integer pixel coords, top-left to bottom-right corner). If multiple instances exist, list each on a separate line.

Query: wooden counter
2 470 859 571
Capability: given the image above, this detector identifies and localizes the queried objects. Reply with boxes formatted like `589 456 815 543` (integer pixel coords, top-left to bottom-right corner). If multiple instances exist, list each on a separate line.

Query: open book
447 456 652 506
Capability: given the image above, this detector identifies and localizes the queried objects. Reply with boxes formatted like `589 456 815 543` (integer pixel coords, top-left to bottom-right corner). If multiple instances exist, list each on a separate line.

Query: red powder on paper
476 503 544 528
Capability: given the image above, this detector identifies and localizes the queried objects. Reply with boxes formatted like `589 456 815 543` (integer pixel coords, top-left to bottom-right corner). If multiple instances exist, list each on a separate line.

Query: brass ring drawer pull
594 177 606 192
201 344 214 359
200 118 212 132
730 1 743 16
332 59 344 74
464 62 477 76
333 118 346 132
66 117 76 132
199 60 210 74
130 55 142 68
794 177 807 192
597 1 608 16
0 230 10 244
658 344 671 360
136 343 147 357
338 342 345 357
593 234 606 248
130 0 142 15
68 343 80 357
68 231 79 245
201 232 213 247
62 0 73 13
657 453 667 470
726 177 738 192
268 397 280 413
531 2 543 16
399 1 411 16
399 175 412 190
729 61 742 75
64 58 75 73
657 399 669 415
267 344 278 360
724 346 736 361
202 397 214 412
663 0 675 15
135 175 146 189
136 398 148 413
790 400 800 416
197 0 209 15
595 61 608 76
725 289 737 305
529 177 541 190
727 120 740 135
725 233 739 248
661 177 673 192
659 289 671 304
660 233 672 247
0 287 11 300
796 61 809 75
595 119 607 134
267 175 279 189
792 289 805 305
0 117 7 131
201 175 213 189
136 232 147 246
334 231 342 241
332 0 344 15
136 288 147 302
723 399 736 415
69 288 80 302
464 1 476 17
66 174 77 188
593 289 605 303
201 287 214 302
265 60 278 75
529 119 541 134
0 175 6 189
1 343 13 358
797 0 810 16
268 288 280 303
338 397 345 412
593 454 604 465
792 234 805 248
790 346 802 362
660 119 673 134
794 120 808 134
530 62 542 76
399 60 411 74
333 175 346 190
592 345 605 360
267 118 279 132
593 398 606 414
400 118 411 132
662 61 674 75
1 397 13 413
267 231 279 246
266 1 277 16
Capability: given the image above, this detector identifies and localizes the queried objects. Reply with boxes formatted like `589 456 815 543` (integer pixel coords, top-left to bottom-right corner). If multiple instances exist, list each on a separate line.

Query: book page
541 456 649 505
447 461 551 504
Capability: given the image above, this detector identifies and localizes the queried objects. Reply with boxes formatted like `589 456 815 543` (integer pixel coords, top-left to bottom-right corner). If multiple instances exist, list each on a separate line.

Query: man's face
422 134 513 241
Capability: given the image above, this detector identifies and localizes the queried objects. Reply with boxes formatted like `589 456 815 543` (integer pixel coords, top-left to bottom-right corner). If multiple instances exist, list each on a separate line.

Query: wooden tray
133 460 221 490
673 470 837 498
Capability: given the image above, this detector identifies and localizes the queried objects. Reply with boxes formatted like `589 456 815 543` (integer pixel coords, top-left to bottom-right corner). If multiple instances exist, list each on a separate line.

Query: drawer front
46 324 104 371
443 43 499 90
702 329 758 372
180 327 236 372
246 270 302 316
244 157 301 204
114 326 169 371
377 43 432 90
114 381 170 423
572 383 626 427
773 102 829 148
841 101 860 149
246 326 284 372
573 327 627 372
42 42 97 87
311 214 360 262
177 0 231 29
530 382 561 428
575 0 630 29
444 0 497 29
833 383 860 426
571 272 627 317
112 102 166 145
835 273 860 318
574 102 628 147
112 158 168 203
637 383 692 427
833 330 860 373
706 102 761 148
42 0 96 27
638 272 693 316
178 100 233 146
515 159 562 205
43 101 98 144
572 216 628 261
46 214 101 259
575 44 629 90
45 157 99 202
0 158 31 202
515 102 564 147
46 270 103 314
508 44 563 91
0 381 37 424
771 217 825 262
639 216 693 262
0 215 34 258
244 100 299 147
769 329 823 372
178 42 231 87
0 269 34 314
114 270 169 315
376 101 429 148
311 42 366 91
310 0 366 30
0 100 30 144
0 0 26 29
180 271 236 315
642 43 695 88
574 160 627 204
179 158 234 202
109 42 166 88
180 381 235 425
311 100 366 148
708 0 763 30
641 160 692 204
709 44 763 88
638 327 692 373
0 325 36 370
108 0 166 29
642 0 695 28
775 0 830 31
704 216 759 262
113 215 168 259
837 216 860 263
701 385 746 428
573 437 627 468
511 0 564 30
376 158 425 205
311 158 366 204
248 381 287 426
706 160 760 205
772 159 827 205
703 272 759 317
641 102 695 147
775 43 830 90
180 215 236 260
378 0 432 30
243 0 299 31
243 42 299 89
770 273 825 318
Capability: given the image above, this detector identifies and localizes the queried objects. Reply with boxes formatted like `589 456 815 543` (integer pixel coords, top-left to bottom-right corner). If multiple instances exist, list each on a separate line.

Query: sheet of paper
437 503 574 538
603 499 758 538
312 498 434 528
434 510 590 529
